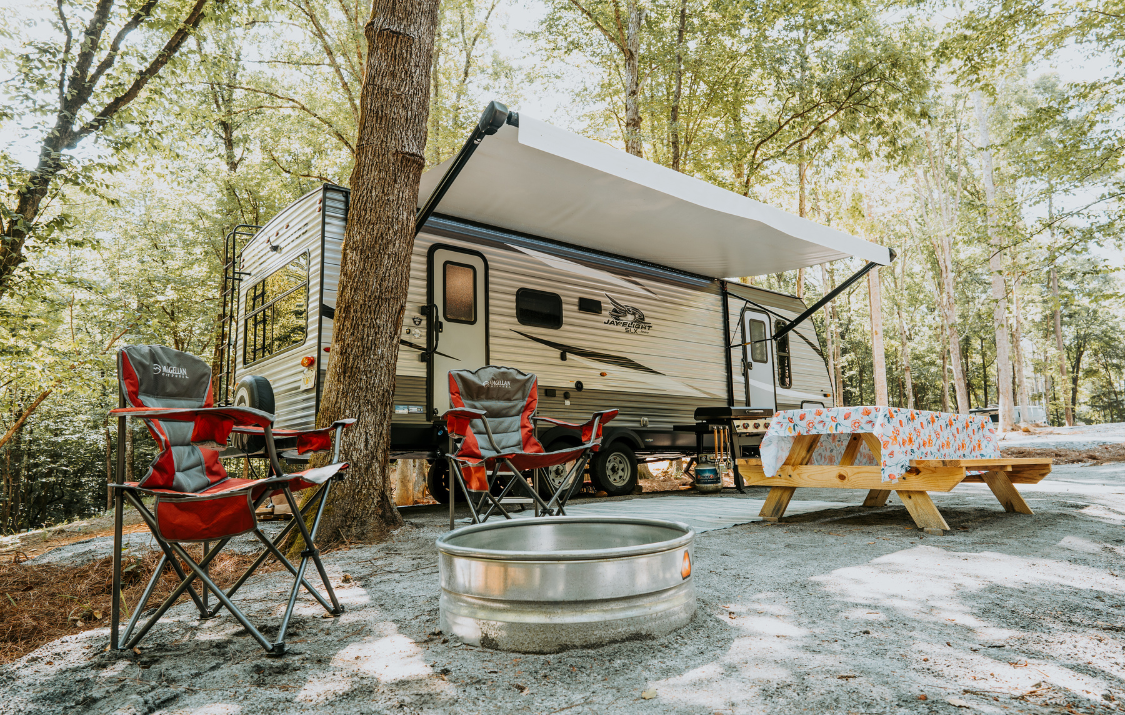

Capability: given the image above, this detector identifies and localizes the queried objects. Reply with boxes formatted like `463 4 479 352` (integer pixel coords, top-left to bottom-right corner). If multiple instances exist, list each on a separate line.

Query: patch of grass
0 547 276 664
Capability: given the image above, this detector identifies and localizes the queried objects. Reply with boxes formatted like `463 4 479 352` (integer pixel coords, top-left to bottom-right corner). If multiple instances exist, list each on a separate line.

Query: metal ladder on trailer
215 224 260 406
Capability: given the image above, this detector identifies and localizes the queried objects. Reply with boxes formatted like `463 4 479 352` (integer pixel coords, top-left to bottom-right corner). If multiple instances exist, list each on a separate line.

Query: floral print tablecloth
760 406 1000 483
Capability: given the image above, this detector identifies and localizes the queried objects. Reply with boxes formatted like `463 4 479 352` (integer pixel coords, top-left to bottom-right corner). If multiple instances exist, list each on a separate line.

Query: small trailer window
516 288 563 329
775 319 792 389
443 261 476 324
748 319 767 363
243 253 309 365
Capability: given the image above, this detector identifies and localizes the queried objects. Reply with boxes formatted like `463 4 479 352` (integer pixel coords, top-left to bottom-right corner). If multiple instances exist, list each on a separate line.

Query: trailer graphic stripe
512 330 663 375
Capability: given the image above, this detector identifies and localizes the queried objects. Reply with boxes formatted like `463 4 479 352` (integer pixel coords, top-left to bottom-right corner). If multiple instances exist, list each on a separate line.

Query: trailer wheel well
537 425 642 453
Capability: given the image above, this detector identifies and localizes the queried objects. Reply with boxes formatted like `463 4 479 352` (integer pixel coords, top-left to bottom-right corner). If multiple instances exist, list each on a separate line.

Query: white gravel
999 422 1125 451
3 465 1125 714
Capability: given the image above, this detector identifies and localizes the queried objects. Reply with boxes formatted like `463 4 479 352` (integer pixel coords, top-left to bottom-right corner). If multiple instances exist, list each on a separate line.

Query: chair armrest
111 406 274 449
233 418 356 455
110 406 273 428
440 408 502 452
535 409 618 445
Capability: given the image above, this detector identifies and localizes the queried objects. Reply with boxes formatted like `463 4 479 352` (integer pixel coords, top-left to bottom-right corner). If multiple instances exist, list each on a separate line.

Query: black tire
232 376 274 454
426 459 466 505
537 439 585 501
591 441 638 497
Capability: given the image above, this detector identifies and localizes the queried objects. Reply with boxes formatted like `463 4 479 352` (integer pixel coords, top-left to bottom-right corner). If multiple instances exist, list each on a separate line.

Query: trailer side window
243 253 309 365
516 288 563 329
775 319 792 389
748 319 767 363
443 262 476 324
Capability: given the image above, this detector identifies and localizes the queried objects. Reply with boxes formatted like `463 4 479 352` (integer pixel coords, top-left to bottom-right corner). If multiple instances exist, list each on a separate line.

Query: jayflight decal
603 293 652 334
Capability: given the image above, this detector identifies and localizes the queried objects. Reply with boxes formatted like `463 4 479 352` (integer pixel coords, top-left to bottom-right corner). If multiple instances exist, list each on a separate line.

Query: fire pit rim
436 515 694 562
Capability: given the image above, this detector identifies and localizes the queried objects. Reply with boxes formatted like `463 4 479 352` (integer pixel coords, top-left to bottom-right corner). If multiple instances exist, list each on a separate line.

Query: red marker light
301 356 315 368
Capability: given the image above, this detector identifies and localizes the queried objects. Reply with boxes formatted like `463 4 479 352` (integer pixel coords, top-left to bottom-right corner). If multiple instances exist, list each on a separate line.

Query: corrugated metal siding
726 283 834 410
235 188 324 430
238 184 834 434
406 232 728 429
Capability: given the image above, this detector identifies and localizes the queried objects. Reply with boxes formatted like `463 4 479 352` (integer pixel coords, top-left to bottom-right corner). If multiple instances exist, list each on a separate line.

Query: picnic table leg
897 491 950 535
862 490 892 507
760 486 796 522
759 434 821 523
981 470 1033 514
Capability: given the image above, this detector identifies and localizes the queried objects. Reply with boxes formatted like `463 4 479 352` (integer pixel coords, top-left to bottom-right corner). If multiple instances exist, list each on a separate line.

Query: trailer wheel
232 376 274 454
537 438 584 501
591 441 638 497
426 459 466 505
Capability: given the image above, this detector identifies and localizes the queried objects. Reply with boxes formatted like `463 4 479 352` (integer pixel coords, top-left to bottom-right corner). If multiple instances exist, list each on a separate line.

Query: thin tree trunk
941 346 951 412
974 91 1014 431
125 423 135 484
1050 265 1073 426
624 0 645 157
895 298 914 409
1011 275 1031 421
820 264 838 405
104 418 114 511
868 266 888 406
300 0 441 548
923 133 970 414
0 384 56 451
669 0 686 171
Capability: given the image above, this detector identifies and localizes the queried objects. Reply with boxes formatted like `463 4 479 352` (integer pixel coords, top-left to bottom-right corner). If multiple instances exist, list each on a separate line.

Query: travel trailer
215 103 891 501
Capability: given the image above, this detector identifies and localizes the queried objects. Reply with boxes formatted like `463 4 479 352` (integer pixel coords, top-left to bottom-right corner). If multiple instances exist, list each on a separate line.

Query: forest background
1 0 1123 533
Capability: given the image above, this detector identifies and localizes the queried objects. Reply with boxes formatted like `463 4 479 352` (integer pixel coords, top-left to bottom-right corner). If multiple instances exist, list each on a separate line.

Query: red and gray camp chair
108 344 354 656
442 366 616 527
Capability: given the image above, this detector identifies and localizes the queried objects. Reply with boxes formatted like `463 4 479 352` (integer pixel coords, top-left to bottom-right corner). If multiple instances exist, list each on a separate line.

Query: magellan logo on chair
152 364 189 378
484 379 511 388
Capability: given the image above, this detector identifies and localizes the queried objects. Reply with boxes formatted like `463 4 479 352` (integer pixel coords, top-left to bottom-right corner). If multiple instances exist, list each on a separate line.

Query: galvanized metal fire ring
436 516 696 653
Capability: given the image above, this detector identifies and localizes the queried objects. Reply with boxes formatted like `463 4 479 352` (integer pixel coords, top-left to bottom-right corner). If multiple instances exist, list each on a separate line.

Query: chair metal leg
110 406 126 651
119 554 166 645
449 463 481 525
166 542 279 654
123 537 231 650
122 491 209 617
283 484 341 613
250 529 334 613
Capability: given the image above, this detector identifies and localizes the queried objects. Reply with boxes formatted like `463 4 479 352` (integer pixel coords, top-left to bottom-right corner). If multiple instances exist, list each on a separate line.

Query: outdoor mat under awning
506 495 845 533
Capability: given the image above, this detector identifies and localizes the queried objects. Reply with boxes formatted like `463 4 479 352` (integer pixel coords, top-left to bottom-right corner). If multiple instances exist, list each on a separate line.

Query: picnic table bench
736 407 1053 534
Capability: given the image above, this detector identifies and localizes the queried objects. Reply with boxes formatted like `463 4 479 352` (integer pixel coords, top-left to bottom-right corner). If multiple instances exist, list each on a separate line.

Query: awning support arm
415 100 514 237
740 250 895 346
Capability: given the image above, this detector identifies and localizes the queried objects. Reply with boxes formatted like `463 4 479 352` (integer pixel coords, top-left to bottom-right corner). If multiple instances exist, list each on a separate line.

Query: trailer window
243 253 309 365
516 288 563 329
443 262 476 324
775 319 792 389
748 319 767 363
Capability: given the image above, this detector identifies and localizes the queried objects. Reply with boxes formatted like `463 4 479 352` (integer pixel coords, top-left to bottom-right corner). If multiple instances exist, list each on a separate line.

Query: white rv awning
417 115 891 279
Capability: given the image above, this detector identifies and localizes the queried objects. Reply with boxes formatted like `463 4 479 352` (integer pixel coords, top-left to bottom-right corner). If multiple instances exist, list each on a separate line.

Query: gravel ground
2 464 1124 715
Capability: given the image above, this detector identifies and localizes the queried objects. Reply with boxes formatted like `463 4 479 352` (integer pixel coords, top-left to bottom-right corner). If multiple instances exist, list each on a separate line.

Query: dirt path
2 463 1124 714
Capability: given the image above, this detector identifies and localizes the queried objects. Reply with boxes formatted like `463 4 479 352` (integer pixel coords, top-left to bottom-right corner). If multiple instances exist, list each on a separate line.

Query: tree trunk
104 418 114 511
623 0 645 157
125 424 135 484
1011 275 1031 421
893 250 914 409
974 91 1015 431
819 264 838 405
924 132 970 414
868 266 888 406
1050 265 1073 426
669 0 686 171
301 0 441 547
941 346 951 412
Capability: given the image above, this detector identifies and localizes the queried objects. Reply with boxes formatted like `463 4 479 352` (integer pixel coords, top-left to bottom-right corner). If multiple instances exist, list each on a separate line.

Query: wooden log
981 470 1033 514
897 490 950 534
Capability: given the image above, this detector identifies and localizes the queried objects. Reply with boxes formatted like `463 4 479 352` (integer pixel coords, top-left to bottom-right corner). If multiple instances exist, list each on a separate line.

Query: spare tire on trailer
232 375 275 454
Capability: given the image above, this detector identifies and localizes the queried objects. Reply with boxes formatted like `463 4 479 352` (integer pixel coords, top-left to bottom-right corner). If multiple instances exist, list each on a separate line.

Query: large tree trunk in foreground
304 0 441 547
974 92 1015 430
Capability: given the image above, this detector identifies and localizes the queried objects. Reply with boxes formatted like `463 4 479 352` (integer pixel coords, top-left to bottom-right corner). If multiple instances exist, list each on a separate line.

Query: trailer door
428 247 488 416
741 310 777 411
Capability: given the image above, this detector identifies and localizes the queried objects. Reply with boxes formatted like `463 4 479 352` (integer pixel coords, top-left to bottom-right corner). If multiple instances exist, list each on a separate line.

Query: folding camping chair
108 344 355 656
442 366 617 528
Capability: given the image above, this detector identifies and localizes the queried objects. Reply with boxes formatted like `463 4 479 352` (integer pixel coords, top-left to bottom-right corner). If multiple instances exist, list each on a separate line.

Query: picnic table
736 406 1053 534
